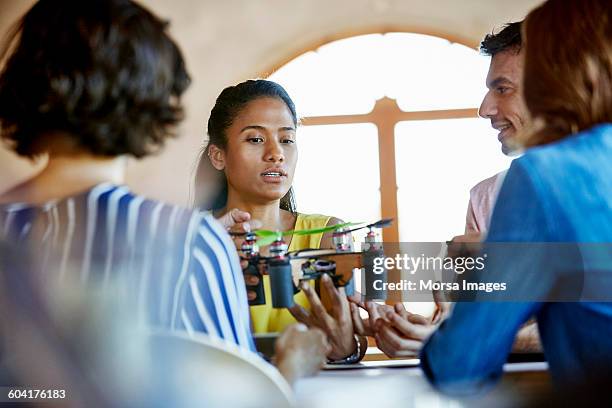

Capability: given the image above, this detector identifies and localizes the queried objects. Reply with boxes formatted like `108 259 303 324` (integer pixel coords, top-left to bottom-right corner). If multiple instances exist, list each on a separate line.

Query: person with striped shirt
0 0 327 386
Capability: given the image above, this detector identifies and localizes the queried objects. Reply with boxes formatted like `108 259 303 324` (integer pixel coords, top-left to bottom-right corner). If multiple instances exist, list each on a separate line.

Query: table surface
295 360 551 408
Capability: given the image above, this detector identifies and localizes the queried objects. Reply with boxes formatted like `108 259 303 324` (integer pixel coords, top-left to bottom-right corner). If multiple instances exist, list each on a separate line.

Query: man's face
479 49 528 155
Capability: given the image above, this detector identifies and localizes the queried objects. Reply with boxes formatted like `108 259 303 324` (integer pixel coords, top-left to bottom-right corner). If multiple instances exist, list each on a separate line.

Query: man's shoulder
469 171 505 199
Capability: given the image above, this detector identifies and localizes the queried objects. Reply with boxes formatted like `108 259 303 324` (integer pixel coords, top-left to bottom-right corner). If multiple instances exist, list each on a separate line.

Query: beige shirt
465 171 506 236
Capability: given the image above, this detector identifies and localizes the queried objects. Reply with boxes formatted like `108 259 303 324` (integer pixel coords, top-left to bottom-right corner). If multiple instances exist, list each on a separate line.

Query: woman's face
216 97 297 204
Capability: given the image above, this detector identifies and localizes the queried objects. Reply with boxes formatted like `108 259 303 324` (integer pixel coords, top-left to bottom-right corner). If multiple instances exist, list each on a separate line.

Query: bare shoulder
326 216 345 227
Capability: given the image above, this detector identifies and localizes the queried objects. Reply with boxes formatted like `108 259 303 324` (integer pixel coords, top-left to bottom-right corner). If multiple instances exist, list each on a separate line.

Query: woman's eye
247 137 264 143
281 138 295 144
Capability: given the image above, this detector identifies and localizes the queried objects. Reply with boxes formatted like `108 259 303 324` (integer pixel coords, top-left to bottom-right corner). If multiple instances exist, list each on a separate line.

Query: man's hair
480 21 522 56
0 0 190 158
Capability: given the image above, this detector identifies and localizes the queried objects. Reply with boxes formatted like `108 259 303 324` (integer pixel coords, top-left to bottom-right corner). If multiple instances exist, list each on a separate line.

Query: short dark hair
0 0 190 158
197 79 297 212
480 21 523 56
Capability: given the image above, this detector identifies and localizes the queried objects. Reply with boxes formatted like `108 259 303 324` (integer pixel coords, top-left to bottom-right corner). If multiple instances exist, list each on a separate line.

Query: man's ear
207 144 226 171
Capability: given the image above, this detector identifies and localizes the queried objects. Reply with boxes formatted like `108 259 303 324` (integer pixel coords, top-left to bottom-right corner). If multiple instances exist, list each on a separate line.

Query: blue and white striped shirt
0 183 255 351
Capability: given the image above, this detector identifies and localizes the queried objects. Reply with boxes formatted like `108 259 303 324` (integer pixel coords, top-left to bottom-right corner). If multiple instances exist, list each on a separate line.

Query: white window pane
388 34 490 111
292 124 381 237
395 119 513 241
268 33 489 116
268 35 382 117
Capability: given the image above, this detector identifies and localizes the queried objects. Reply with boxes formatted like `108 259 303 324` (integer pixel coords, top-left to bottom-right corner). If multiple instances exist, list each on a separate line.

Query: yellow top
250 213 331 334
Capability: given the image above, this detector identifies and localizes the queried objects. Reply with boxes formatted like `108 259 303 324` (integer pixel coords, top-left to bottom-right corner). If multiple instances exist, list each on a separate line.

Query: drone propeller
343 218 394 234
252 222 358 246
230 221 356 238
230 218 393 247
367 218 394 229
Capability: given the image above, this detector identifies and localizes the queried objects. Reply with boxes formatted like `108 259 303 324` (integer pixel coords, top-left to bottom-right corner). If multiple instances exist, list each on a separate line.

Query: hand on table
274 323 330 385
289 274 357 361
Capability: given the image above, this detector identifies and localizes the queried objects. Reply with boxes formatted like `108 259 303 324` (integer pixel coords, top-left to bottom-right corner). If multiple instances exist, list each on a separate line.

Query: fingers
245 274 259 301
228 208 251 224
374 322 422 358
229 222 251 234
320 274 349 320
447 234 482 259
219 208 260 245
432 287 449 306
310 327 332 357
244 274 259 286
347 291 365 309
366 301 393 327
275 324 329 383
275 323 292 351
301 282 333 329
393 302 410 320
242 262 260 302
301 279 356 361
350 303 368 336
406 312 429 325
288 304 313 326
385 311 432 341
218 208 250 230
366 301 382 324
448 232 482 245
432 288 451 324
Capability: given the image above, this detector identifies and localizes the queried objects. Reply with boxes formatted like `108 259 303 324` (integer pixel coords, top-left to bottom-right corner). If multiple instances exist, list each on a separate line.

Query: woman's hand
274 323 330 385
217 208 252 231
216 208 263 301
288 274 356 361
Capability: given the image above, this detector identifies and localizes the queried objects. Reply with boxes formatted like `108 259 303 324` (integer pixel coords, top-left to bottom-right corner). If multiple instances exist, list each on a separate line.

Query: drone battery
268 258 295 308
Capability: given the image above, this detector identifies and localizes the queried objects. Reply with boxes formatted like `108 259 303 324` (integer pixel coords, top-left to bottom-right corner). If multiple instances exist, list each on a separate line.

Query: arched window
268 33 511 242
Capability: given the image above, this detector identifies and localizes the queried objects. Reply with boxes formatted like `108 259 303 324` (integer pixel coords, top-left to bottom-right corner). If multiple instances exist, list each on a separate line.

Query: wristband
327 334 362 365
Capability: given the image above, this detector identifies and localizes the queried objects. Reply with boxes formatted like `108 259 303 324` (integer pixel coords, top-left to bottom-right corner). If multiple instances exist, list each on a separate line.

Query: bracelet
327 334 362 365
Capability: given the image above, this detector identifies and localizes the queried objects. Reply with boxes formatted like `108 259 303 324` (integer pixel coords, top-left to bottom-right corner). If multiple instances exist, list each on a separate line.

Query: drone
232 219 393 308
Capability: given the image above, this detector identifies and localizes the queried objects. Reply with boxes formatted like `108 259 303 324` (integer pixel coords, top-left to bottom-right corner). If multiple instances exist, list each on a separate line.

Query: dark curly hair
480 21 522 57
0 0 190 158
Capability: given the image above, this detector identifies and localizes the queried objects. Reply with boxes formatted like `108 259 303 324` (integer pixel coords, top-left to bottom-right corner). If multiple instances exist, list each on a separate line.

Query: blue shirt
421 124 612 394
0 184 255 352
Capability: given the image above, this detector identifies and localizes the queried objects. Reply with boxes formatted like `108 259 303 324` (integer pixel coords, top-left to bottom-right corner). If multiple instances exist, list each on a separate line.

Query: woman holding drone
196 79 367 362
